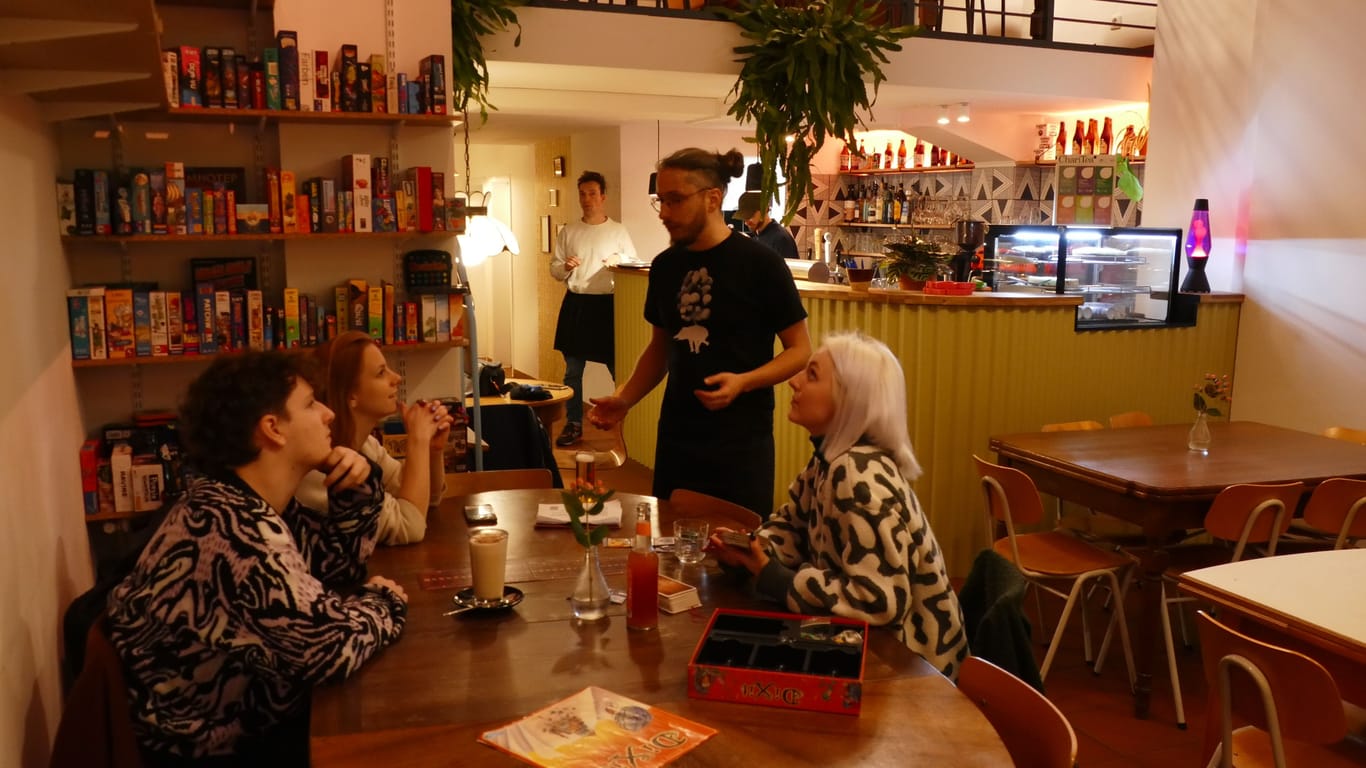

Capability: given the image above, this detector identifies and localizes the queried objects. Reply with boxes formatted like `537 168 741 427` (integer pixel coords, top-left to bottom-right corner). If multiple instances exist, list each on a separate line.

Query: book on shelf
479 686 716 768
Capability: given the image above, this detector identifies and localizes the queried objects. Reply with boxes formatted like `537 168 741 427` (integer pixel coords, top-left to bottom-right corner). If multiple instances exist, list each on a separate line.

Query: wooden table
989 421 1366 719
466 378 574 432
311 490 1010 766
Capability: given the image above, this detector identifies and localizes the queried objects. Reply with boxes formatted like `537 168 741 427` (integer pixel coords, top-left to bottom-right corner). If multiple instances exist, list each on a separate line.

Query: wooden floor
574 447 1214 767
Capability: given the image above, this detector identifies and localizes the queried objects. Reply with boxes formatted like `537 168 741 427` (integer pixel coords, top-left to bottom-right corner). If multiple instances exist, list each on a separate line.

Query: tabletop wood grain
310 490 1009 766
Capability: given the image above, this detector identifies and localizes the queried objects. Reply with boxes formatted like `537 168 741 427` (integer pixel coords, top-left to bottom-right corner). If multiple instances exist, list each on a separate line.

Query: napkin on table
535 499 623 528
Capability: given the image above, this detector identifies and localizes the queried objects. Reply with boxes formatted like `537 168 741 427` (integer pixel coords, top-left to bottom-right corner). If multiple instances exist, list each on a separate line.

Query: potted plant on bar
717 1 917 224
451 0 524 122
881 238 949 290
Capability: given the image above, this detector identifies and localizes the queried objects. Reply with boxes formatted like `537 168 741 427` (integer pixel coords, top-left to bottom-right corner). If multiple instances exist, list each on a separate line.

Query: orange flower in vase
563 480 616 549
1188 373 1231 454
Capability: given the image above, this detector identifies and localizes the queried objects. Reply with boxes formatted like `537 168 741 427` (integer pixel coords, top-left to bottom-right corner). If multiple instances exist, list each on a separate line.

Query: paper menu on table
479 686 716 767
535 500 623 527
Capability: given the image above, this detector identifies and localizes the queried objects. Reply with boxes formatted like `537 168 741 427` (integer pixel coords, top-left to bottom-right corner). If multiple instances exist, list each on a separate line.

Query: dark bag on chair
478 361 506 397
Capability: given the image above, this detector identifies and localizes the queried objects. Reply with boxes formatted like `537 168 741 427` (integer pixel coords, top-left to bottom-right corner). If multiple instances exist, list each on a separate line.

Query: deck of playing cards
658 574 702 614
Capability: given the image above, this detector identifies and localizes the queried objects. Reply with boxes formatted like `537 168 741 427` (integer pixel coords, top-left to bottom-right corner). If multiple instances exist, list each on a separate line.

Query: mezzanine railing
525 0 1158 55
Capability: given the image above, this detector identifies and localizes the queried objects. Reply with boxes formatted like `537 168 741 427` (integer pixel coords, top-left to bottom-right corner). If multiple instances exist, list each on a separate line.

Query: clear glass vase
1188 411 1212 454
571 545 610 621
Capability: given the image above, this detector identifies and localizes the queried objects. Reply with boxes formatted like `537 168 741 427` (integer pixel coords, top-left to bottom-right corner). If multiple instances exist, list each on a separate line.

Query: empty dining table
988 420 1366 719
310 489 1011 766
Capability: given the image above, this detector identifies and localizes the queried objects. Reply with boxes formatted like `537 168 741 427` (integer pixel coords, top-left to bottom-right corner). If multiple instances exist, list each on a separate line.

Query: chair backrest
973 456 1047 563
477 404 564 488
1323 425 1366 445
49 619 145 768
445 468 555 499
1301 477 1366 549
1108 410 1153 429
668 488 762 530
1196 610 1346 768
1041 419 1104 432
957 656 1077 768
1203 482 1304 559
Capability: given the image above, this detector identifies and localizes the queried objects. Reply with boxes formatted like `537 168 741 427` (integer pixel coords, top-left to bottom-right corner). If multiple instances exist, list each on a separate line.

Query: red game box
688 608 868 716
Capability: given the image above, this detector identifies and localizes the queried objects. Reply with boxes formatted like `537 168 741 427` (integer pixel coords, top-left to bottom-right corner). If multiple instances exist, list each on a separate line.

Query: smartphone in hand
717 530 754 549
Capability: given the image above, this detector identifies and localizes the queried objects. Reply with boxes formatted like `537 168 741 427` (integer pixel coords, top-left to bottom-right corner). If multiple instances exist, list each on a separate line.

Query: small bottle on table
626 502 658 631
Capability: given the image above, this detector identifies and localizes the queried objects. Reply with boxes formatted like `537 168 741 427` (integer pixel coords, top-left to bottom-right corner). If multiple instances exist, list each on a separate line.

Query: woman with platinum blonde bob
709 332 968 678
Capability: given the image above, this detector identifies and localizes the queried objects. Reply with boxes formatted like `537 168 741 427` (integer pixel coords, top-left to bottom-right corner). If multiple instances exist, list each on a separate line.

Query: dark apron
553 291 614 364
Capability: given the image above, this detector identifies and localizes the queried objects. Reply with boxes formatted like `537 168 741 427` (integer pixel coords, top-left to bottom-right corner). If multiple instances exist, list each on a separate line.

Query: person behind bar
106 351 408 765
550 170 638 448
588 148 811 517
734 190 798 260
295 330 454 545
708 332 969 679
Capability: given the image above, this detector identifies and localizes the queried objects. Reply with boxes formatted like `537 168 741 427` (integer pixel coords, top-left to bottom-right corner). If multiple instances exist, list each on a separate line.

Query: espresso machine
951 219 988 282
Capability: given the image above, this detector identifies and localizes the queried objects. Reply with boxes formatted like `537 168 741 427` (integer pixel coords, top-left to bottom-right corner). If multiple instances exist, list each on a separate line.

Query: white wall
0 95 93 768
1148 0 1366 430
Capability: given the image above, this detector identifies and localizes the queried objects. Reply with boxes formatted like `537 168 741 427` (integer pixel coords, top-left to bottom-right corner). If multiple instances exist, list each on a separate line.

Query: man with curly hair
106 351 408 766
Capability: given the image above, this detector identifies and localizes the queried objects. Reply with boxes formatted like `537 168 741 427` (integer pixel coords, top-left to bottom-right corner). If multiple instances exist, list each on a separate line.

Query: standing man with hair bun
589 148 810 517
550 170 638 448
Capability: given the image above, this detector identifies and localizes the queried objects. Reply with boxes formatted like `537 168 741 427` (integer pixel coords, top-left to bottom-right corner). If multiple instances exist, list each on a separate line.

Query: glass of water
673 518 709 565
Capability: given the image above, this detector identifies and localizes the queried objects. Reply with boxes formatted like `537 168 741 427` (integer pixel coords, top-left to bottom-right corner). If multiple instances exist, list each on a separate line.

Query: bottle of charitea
626 504 658 631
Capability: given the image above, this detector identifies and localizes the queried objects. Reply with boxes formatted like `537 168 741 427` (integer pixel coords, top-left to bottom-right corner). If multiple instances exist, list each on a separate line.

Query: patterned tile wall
786 164 1145 256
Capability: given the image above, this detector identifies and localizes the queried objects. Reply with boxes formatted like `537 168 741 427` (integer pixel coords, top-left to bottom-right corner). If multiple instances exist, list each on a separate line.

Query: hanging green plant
451 0 525 122
717 0 917 224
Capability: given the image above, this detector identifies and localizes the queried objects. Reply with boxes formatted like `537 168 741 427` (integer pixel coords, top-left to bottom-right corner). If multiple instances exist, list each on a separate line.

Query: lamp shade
744 162 763 193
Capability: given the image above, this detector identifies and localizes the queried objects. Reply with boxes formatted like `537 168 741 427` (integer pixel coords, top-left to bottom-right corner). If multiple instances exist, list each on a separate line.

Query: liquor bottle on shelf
944 150 955 167
893 183 906 224
882 183 894 224
899 183 911 225
626 503 658 631
1117 124 1137 157
883 142 894 171
1073 120 1085 155
839 142 852 172
1055 121 1067 159
864 181 880 223
897 139 908 170
913 138 925 169
1085 119 1098 154
843 183 857 223
1099 117 1113 154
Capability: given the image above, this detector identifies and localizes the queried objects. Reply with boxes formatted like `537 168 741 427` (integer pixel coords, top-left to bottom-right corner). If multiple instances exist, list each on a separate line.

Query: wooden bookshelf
71 338 469 369
63 230 455 245
141 106 463 128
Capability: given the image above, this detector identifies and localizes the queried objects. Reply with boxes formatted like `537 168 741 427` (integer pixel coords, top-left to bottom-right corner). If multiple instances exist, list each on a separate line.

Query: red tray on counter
923 281 976 296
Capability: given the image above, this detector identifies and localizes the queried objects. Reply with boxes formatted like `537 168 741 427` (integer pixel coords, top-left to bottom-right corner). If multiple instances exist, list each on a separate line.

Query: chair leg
1039 580 1086 681
1160 582 1188 729
1092 569 1136 688
1080 595 1094 665
1030 581 1051 643
1176 599 1192 649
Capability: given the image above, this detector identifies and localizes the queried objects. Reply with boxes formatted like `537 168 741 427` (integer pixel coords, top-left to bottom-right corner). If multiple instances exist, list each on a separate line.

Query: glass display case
987 225 1194 329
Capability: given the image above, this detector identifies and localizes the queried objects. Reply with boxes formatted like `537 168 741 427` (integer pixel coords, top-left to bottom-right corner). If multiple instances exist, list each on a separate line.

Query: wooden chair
1196 611 1366 768
49 619 144 768
1108 410 1154 428
668 488 762 530
1282 477 1366 550
1041 419 1104 432
972 455 1136 684
1323 425 1366 445
957 656 1077 768
444 468 554 499
1098 481 1305 730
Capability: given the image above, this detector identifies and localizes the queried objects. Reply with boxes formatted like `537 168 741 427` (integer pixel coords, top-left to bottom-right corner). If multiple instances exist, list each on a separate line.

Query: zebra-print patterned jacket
755 443 969 678
106 466 407 758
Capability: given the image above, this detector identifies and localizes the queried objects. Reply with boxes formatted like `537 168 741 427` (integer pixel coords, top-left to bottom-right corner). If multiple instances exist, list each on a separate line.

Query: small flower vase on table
1188 372 1231 455
1188 411 1212 455
564 480 615 622
572 546 610 621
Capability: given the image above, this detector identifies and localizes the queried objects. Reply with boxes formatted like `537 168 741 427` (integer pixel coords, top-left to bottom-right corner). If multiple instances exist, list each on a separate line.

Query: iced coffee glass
469 527 509 602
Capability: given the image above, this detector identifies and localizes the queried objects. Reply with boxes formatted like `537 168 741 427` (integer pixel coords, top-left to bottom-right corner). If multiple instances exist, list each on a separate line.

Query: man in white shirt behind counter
550 170 639 447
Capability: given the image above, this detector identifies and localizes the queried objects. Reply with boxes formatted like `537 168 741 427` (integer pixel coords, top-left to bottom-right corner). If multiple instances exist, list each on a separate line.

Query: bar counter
610 266 1243 576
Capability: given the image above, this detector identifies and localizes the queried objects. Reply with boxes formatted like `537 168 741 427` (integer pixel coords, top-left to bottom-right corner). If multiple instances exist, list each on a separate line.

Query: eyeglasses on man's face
650 187 713 212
